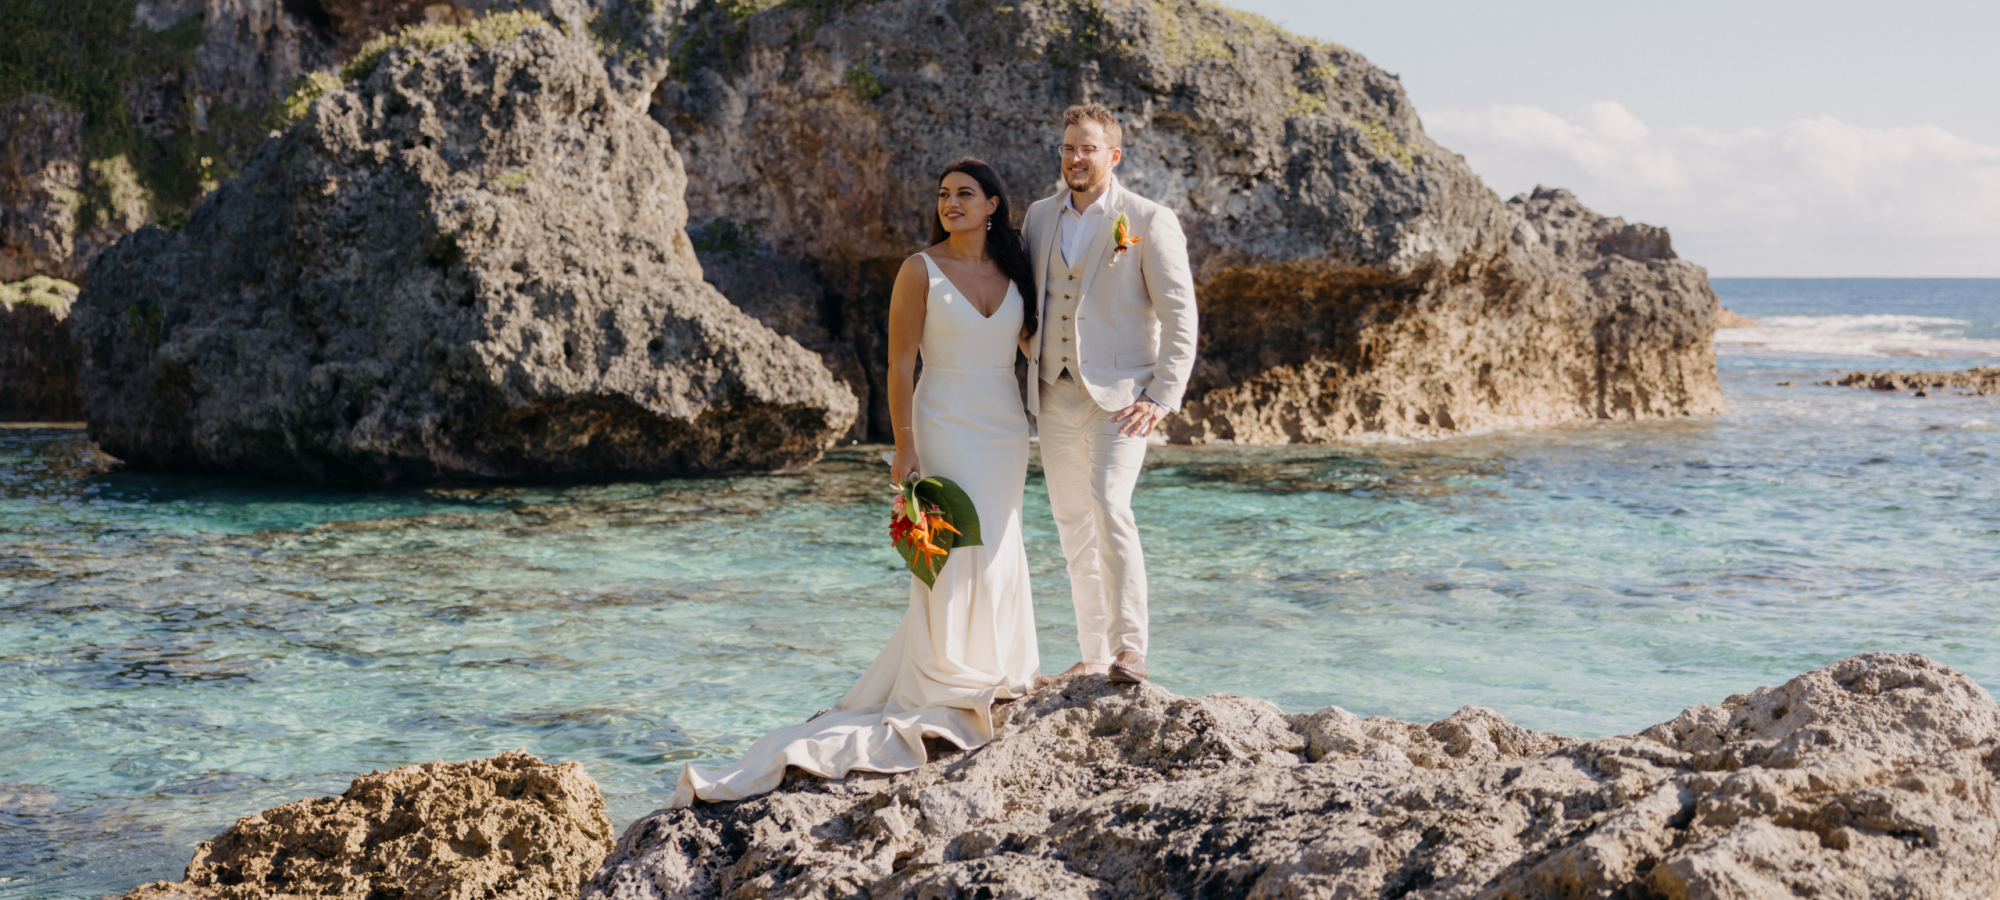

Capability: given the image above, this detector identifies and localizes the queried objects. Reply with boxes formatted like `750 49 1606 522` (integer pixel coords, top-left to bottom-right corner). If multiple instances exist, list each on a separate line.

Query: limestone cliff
0 0 675 286
590 654 2000 898
656 0 1724 442
70 27 856 481
9 0 1721 448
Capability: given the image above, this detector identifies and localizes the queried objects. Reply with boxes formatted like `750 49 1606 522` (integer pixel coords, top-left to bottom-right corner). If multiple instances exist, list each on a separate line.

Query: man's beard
1064 166 1102 192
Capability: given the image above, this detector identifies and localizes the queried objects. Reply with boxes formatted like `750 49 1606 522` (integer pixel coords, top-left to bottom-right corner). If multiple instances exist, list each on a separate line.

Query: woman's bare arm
887 255 930 482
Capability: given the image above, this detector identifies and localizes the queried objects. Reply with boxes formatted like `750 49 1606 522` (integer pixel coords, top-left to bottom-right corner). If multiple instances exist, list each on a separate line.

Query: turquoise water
3 278 1998 897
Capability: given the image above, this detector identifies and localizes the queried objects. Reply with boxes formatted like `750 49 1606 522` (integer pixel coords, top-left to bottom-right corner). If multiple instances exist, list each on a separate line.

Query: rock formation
119 750 614 900
1508 186 1723 423
13 0 1721 451
656 0 1723 441
70 26 855 481
1822 367 2000 396
0 276 83 421
589 653 2000 899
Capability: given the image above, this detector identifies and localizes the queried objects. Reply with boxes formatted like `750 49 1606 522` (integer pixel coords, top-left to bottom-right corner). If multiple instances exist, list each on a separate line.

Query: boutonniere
1108 212 1142 267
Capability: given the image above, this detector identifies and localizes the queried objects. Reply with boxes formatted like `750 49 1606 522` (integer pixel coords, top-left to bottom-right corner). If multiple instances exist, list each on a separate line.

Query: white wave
1716 314 2000 359
1753 314 1970 333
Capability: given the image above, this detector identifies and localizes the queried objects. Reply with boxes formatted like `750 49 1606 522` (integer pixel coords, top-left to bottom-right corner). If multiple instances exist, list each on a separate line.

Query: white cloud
1423 102 2000 276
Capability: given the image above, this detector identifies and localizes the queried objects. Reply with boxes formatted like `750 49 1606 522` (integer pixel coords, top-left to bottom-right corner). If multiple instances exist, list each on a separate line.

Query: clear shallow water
4 278 1999 897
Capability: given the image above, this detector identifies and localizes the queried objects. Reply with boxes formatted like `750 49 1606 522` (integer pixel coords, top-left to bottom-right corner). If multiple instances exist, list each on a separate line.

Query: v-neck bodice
918 252 1021 370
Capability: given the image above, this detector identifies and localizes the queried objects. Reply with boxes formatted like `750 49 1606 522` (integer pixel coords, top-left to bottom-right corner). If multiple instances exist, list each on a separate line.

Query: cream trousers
1037 376 1149 663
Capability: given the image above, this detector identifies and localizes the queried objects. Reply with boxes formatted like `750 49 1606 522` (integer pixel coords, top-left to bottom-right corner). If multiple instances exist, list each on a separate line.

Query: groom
1023 104 1198 685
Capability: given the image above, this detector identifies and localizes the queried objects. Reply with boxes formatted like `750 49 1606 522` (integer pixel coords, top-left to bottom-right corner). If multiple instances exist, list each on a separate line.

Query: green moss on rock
0 276 82 310
340 11 550 84
0 0 204 226
1352 115 1415 169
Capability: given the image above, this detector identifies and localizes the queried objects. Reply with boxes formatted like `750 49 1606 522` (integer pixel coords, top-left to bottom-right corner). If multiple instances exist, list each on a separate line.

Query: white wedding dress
671 252 1040 806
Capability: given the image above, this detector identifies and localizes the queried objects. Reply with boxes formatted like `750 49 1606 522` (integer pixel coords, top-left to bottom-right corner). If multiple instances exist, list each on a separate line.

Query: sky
1226 0 2000 276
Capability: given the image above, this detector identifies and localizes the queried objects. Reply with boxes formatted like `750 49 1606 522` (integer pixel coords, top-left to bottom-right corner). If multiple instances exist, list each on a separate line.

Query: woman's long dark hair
930 158 1037 337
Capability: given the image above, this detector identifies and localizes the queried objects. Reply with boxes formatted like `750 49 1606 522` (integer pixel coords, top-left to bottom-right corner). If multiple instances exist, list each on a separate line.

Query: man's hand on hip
1112 396 1170 438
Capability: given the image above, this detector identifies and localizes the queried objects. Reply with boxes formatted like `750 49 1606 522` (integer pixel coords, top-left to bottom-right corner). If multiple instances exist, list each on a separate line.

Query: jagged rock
118 750 613 900
0 276 83 421
653 0 1722 441
1509 186 1724 422
70 27 855 481
588 653 2000 899
1821 367 2000 396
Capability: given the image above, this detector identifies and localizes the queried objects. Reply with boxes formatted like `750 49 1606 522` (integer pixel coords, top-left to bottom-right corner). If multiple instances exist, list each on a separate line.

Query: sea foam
1716 314 2000 359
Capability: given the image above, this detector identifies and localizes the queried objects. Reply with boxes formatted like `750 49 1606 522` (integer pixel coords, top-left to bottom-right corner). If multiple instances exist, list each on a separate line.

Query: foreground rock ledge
122 750 612 900
591 653 2000 899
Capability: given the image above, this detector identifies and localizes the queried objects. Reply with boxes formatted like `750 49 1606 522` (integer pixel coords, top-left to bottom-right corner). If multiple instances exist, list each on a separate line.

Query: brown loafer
1108 658 1148 684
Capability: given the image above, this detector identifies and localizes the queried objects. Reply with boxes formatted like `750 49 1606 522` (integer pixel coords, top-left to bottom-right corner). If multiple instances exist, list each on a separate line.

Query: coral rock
589 654 2000 899
1823 366 2000 396
120 750 613 900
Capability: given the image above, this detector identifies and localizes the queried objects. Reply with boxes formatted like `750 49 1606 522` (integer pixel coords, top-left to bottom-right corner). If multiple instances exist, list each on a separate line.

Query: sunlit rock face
654 0 1722 441
0 96 144 285
70 28 855 482
589 653 2000 899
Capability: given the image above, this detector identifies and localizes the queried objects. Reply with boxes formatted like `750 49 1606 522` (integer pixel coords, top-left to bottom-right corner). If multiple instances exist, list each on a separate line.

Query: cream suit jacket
1021 180 1199 417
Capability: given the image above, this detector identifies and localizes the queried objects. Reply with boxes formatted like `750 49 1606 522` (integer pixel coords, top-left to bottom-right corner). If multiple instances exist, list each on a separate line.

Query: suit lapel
1074 179 1125 306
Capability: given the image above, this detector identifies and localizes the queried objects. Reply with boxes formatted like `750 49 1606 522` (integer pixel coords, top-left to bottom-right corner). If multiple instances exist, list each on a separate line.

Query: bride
672 158 1041 806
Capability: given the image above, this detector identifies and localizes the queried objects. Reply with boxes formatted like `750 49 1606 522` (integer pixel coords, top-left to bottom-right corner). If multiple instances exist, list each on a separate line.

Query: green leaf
890 475 982 588
914 477 983 547
893 532 940 588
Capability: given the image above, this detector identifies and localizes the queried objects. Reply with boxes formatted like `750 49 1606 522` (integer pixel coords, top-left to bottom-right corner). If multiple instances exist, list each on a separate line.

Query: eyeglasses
1057 144 1111 159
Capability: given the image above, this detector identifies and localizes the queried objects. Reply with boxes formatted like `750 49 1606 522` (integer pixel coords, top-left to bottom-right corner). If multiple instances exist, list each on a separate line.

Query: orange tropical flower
884 471 983 587
1109 212 1142 266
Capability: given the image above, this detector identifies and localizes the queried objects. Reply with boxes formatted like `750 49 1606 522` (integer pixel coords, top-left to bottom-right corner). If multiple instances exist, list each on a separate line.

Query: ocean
2 278 1996 897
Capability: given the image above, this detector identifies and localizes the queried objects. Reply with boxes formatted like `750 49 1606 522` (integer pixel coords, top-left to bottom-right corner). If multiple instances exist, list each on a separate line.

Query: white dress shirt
1058 178 1114 266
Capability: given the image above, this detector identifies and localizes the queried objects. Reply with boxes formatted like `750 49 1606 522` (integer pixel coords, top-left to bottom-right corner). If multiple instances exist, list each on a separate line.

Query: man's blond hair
1062 104 1123 148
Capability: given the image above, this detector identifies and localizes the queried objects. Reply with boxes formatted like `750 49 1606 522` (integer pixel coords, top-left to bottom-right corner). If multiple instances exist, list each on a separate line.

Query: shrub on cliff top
282 11 551 124
342 11 550 82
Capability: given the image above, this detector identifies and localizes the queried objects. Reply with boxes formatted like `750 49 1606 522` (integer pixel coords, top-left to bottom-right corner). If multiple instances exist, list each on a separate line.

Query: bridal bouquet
888 473 983 587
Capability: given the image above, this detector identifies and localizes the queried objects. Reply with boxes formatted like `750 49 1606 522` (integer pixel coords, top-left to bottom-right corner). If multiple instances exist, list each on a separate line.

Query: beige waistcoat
1037 241 1088 383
